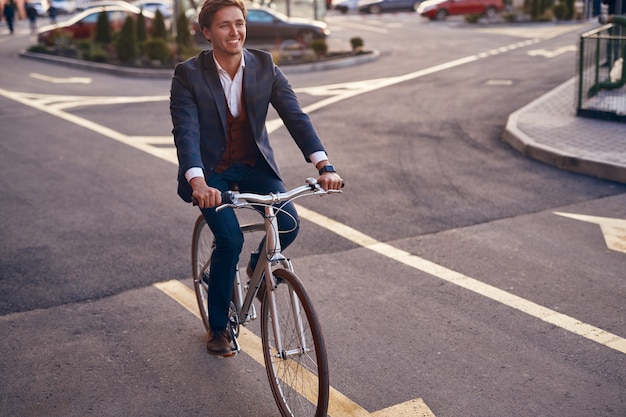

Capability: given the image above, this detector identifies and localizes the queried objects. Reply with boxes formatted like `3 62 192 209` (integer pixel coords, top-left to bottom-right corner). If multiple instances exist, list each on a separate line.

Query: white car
332 0 359 13
49 0 77 13
132 0 173 17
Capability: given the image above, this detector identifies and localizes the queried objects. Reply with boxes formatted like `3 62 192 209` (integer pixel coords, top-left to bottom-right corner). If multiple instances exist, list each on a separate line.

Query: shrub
94 11 111 44
310 39 327 57
502 11 517 22
28 44 48 53
144 37 170 61
83 43 108 62
151 9 167 39
350 36 363 51
537 8 554 21
116 16 138 62
464 13 482 23
552 2 568 19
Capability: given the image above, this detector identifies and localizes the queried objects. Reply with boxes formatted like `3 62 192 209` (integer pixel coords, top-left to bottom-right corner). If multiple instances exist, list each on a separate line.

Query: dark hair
198 0 247 31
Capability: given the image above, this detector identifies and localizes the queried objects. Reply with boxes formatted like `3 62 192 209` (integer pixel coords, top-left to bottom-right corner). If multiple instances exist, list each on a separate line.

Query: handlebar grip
191 191 233 207
221 190 234 205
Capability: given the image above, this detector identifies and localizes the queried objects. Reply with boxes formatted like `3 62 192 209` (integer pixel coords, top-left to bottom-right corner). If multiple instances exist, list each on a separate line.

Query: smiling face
202 5 246 62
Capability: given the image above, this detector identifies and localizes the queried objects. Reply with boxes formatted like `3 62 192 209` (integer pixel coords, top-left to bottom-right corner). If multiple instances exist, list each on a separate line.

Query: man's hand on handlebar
317 172 344 191
190 177 222 208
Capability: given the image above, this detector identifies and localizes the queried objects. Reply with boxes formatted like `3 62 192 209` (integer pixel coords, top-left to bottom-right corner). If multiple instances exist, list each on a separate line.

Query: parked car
131 0 173 18
80 0 145 12
189 3 329 46
49 0 77 14
332 0 359 13
37 5 154 45
245 5 329 45
357 0 421 13
417 0 503 20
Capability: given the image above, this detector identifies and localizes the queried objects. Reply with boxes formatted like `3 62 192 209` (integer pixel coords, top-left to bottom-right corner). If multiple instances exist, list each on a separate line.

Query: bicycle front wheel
261 268 329 417
191 215 212 331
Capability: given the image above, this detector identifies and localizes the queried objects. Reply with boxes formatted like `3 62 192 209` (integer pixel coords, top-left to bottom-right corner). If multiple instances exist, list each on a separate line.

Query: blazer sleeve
261 54 327 161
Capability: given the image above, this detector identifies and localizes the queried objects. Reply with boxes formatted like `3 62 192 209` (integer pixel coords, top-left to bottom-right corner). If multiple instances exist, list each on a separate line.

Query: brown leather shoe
205 329 233 357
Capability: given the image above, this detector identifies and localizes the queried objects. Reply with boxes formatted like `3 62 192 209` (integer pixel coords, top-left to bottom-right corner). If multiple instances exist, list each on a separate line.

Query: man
2 0 15 34
170 0 343 357
25 2 38 33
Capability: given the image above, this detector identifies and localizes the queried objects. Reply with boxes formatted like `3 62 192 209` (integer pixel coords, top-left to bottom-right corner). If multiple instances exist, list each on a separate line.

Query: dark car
357 0 421 13
189 3 329 46
37 5 154 45
245 6 329 45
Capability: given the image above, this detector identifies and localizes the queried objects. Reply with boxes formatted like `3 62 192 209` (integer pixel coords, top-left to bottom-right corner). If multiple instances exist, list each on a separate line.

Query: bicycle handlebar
217 177 342 212
192 177 342 211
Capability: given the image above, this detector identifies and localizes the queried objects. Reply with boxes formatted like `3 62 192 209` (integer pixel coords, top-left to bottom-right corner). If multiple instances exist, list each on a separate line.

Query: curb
19 49 380 78
502 79 626 184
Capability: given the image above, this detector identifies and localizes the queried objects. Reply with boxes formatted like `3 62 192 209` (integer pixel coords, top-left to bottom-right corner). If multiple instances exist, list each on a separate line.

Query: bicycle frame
227 196 297 356
223 179 336 356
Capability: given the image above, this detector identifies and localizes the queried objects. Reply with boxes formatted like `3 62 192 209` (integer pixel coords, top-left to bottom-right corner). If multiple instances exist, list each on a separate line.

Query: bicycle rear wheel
260 268 329 417
191 215 212 331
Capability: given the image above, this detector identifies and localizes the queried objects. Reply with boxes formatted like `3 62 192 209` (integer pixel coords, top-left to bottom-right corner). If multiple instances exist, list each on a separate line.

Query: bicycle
191 177 341 417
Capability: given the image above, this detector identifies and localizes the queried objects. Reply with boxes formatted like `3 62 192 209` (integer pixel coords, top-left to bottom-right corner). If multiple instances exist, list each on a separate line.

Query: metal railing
577 21 626 123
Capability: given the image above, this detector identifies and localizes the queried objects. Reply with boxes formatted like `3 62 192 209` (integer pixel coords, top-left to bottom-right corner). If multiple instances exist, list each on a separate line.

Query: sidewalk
503 77 626 184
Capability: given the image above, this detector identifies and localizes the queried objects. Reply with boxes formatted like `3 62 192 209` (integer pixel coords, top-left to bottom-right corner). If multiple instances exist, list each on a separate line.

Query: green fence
577 21 626 123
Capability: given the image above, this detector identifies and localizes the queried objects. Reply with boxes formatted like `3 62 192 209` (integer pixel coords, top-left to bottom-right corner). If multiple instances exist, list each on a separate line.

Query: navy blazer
170 48 326 203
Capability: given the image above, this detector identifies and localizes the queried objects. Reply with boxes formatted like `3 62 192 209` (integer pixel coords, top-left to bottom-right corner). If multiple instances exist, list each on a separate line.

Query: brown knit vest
216 90 261 173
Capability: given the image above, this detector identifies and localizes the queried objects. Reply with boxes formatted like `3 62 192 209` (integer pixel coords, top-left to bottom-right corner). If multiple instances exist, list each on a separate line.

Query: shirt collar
213 53 246 77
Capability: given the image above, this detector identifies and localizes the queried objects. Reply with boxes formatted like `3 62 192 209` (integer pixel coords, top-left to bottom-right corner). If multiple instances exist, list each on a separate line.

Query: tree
116 16 138 62
94 11 111 44
136 10 147 42
151 9 167 40
175 9 192 51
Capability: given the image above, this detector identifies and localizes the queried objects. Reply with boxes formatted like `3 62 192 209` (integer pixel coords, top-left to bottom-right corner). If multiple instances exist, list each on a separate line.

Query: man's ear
202 27 211 42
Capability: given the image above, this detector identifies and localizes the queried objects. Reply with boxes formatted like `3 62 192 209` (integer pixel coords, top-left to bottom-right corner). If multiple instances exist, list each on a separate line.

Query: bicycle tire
260 268 329 417
191 215 212 331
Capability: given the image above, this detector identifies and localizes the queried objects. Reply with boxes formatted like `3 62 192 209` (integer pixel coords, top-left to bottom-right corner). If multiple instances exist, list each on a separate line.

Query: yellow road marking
295 206 626 356
153 280 435 417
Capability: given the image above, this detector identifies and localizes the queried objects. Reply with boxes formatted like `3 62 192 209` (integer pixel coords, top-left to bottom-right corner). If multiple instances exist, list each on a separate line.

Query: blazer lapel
202 51 228 137
243 50 259 139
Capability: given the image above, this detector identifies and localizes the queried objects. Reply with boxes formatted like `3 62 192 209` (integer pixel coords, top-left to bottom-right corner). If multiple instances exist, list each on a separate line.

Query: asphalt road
1 12 625 417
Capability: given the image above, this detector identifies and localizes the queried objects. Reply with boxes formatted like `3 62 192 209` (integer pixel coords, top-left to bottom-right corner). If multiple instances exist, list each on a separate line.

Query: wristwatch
318 164 336 175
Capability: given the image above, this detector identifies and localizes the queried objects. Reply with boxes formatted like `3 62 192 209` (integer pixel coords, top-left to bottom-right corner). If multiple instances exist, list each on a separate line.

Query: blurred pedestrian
48 3 57 24
3 0 15 34
25 2 38 33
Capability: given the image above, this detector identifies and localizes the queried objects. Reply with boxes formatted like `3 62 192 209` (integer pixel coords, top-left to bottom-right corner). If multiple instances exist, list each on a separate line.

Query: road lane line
153 280 435 417
295 206 626 355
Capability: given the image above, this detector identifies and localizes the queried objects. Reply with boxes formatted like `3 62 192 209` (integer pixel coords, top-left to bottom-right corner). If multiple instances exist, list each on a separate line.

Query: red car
37 4 154 45
417 0 503 20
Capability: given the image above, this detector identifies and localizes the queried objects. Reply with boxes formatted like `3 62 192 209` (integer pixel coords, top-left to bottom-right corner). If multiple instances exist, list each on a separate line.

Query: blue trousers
200 162 299 331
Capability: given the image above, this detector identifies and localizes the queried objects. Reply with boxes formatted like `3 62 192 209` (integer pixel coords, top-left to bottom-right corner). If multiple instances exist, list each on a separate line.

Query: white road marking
30 72 93 84
296 206 626 355
554 212 626 254
334 20 389 34
527 45 578 58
